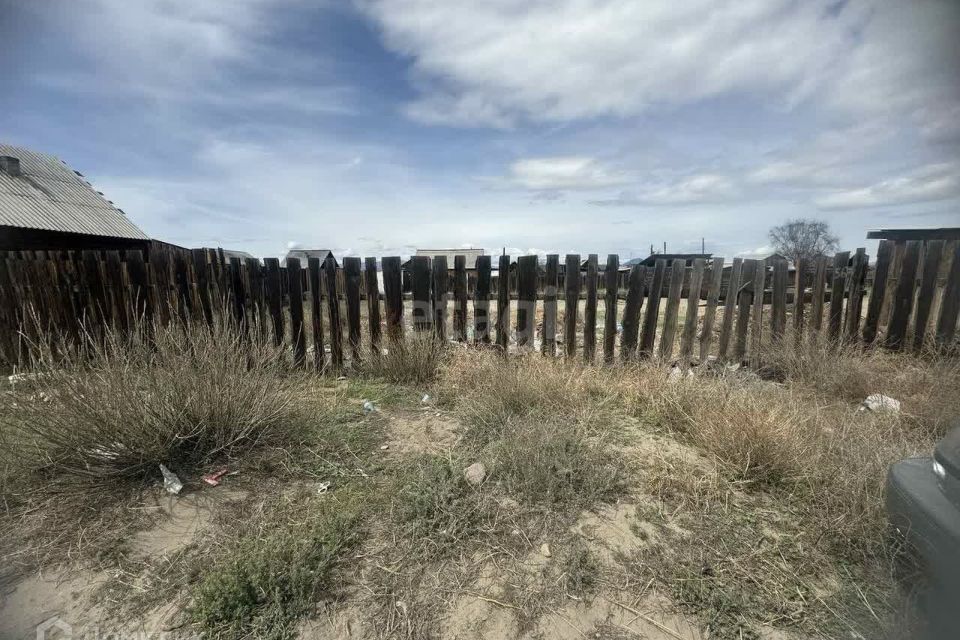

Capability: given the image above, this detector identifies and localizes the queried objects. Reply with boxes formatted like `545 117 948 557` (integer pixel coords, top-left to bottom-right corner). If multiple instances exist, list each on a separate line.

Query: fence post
325 254 344 370
542 254 558 356
411 256 432 334
717 258 742 360
770 257 788 342
733 259 758 362
828 252 849 341
699 257 724 361
935 241 960 348
603 254 619 364
912 241 943 351
287 257 305 367
680 258 706 366
474 255 491 344
564 254 580 357
307 257 326 371
365 257 383 354
885 241 921 350
516 255 538 348
344 257 363 362
620 264 646 361
659 260 685 362
639 259 666 359
862 240 893 344
845 248 869 340
431 255 448 341
263 258 282 344
381 256 403 342
496 254 510 351
583 254 598 363
453 255 468 342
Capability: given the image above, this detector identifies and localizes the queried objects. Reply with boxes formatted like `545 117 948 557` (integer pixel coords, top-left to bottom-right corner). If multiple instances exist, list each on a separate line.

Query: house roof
866 227 960 241
627 253 712 266
285 249 336 265
414 248 485 268
0 142 149 240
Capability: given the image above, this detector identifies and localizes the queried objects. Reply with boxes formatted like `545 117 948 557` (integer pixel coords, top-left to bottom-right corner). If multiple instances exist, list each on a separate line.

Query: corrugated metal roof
285 249 335 264
0 142 149 240
415 248 485 268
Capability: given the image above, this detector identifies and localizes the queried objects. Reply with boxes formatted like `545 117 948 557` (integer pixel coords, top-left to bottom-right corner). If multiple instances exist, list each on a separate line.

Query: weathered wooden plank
516 254 538 347
583 254 598 363
381 256 403 341
602 254 619 364
717 257 742 360
104 251 128 332
699 257 725 361
125 250 151 328
474 255 492 343
542 254 559 356
935 240 960 347
287 257 306 367
245 257 266 339
263 258 283 345
191 248 213 326
770 257 788 341
749 259 766 364
496 254 511 350
620 264 647 361
564 254 580 356
912 240 943 351
324 254 344 370
344 257 363 361
639 259 667 358
885 241 921 350
431 255 449 341
844 248 868 340
733 259 758 362
307 257 326 371
81 250 109 332
828 251 850 341
453 255 468 341
659 261 686 361
229 257 248 335
365 257 382 353
410 256 432 333
862 240 893 344
172 251 193 323
792 258 806 345
679 258 705 365
809 255 829 334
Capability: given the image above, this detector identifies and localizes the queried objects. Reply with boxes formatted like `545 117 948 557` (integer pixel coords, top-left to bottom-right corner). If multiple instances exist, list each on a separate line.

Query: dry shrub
356 334 448 384
0 318 307 492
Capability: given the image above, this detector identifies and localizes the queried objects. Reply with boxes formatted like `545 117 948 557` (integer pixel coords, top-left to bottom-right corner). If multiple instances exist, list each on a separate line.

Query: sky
2 0 959 260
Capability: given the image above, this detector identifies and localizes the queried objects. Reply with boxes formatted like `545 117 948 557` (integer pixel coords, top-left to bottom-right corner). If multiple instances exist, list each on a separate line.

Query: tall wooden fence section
1 242 958 371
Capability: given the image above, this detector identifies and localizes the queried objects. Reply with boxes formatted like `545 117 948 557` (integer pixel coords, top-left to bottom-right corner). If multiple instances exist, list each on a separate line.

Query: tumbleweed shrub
0 317 308 492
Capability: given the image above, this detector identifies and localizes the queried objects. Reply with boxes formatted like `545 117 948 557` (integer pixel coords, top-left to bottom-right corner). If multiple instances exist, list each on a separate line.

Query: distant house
285 248 337 267
0 142 151 252
627 253 712 267
402 248 485 272
216 248 257 262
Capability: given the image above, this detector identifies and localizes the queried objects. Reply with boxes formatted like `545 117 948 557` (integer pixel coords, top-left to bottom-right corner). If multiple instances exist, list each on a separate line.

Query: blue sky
2 0 958 259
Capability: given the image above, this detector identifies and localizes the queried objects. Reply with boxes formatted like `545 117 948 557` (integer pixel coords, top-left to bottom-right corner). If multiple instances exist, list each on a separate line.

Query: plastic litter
860 394 901 413
159 464 183 495
317 481 332 494
421 394 431 404
464 462 487 486
540 543 552 558
362 400 377 413
203 467 229 487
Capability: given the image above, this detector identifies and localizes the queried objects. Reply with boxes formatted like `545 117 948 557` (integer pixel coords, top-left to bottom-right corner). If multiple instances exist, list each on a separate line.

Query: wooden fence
1 240 958 371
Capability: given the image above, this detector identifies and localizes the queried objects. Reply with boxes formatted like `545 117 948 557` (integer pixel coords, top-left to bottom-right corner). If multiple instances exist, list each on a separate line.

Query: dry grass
355 333 449 384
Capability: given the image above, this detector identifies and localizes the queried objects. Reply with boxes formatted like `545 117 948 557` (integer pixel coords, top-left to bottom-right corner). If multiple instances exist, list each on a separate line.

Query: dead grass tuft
356 334 449 384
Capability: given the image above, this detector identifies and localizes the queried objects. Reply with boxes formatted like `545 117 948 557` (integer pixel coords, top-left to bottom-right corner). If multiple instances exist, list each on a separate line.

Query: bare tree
768 219 839 266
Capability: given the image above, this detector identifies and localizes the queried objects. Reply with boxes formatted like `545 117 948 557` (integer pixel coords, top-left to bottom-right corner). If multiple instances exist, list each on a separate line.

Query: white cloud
815 163 960 209
591 174 737 206
358 0 958 129
506 157 629 190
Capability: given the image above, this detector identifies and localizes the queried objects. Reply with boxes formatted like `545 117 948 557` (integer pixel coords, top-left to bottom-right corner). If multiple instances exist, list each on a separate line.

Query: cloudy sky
2 0 958 259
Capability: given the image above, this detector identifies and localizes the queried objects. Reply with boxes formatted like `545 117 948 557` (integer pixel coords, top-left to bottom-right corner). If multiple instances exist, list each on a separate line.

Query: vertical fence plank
263 258 283 344
564 254 580 357
717 258 742 360
792 258 806 345
862 240 893 344
639 259 667 358
229 257 248 336
602 254 619 364
411 256 432 334
497 254 511 350
750 259 767 365
659 260 686 361
885 241 921 350
191 248 213 326
381 256 403 341
431 255 448 341
699 257 725 361
936 241 960 347
246 258 266 338
583 254 598 363
325 255 344 370
287 257 305 366
172 252 192 322
828 251 849 341
543 254 559 356
680 258 706 365
453 255 468 342
81 250 109 332
516 255 538 347
474 255 491 343
845 248 869 340
809 255 829 334
307 257 326 371
344 257 363 361
620 264 647 361
104 251 128 333
365 257 383 354
770 257 788 341
911 241 944 351
733 259 758 362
